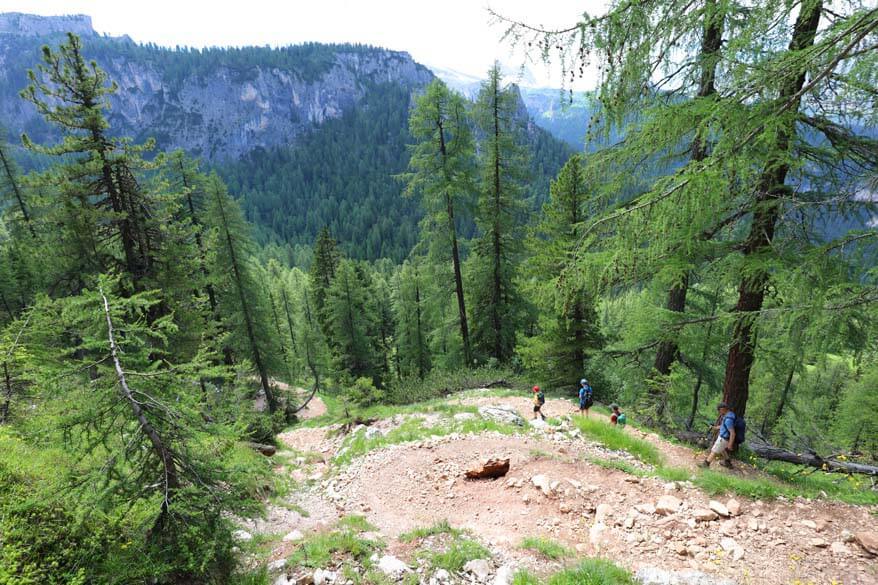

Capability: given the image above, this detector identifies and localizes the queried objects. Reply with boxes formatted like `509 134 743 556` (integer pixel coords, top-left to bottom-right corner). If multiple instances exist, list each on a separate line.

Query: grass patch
288 523 383 568
512 571 541 585
333 415 522 466
420 537 491 572
547 558 636 585
761 461 878 505
399 519 461 542
586 456 648 477
692 470 787 500
572 416 663 467
520 537 572 560
338 514 376 533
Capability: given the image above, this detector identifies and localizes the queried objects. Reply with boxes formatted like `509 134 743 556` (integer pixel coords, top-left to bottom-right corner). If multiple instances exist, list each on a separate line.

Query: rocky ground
243 391 878 585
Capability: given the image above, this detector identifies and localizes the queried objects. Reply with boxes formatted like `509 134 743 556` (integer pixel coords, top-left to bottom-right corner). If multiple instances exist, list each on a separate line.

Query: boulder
313 569 336 585
726 499 741 516
493 565 515 585
529 418 549 430
232 529 253 542
465 457 511 479
595 503 614 524
478 406 525 426
464 559 492 582
708 501 730 517
377 555 409 578
854 531 878 556
693 509 719 523
365 427 382 440
800 519 817 530
282 529 304 542
655 495 682 516
248 441 277 456
746 518 759 532
431 568 452 584
589 522 606 548
268 559 287 573
454 412 477 422
809 538 829 548
635 503 656 515
531 474 553 496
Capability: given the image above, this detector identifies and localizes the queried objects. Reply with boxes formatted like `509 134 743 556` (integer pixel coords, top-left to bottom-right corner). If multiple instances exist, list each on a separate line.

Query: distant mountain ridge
0 13 433 160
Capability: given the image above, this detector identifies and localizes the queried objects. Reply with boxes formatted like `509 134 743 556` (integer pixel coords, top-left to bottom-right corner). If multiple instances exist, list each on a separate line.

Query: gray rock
430 568 451 584
232 529 253 542
454 412 477 421
464 559 492 582
493 565 515 585
268 559 287 573
529 418 549 430
478 406 525 426
636 567 738 585
531 474 553 496
282 529 304 542
365 427 382 440
377 555 409 578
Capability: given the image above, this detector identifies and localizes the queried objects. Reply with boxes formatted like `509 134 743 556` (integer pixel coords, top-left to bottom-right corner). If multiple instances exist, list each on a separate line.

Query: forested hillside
1 2 877 583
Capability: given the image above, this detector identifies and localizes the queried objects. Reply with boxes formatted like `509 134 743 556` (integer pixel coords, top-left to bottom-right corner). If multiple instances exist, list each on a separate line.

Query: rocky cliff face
0 14 433 160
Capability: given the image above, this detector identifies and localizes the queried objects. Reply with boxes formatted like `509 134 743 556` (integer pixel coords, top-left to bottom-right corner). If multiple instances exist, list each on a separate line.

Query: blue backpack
733 416 746 447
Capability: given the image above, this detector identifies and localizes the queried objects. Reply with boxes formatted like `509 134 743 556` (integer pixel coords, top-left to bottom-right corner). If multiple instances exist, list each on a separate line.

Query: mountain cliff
0 14 433 160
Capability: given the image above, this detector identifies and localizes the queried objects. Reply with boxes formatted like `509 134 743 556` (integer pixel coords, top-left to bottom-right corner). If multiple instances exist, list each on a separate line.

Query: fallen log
671 429 878 476
746 442 878 476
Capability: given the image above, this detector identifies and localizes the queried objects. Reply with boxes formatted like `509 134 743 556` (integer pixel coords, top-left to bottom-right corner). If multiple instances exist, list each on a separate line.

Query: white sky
1 0 606 88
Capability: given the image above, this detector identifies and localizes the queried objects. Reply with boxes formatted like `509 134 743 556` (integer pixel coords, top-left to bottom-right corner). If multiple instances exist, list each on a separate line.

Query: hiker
610 403 627 427
578 378 594 417
699 402 737 469
532 385 546 420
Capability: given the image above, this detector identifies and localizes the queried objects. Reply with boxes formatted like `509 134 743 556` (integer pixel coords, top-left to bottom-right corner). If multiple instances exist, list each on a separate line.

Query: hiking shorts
533 404 542 412
711 435 730 454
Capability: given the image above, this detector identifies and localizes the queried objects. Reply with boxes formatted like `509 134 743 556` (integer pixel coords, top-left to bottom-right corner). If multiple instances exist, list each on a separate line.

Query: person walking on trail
699 402 736 469
578 379 594 417
610 403 627 427
532 385 546 420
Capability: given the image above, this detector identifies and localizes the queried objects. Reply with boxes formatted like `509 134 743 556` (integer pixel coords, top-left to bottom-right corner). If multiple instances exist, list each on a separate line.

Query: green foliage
384 366 522 405
418 535 490 572
519 537 572 560
399 519 461 543
546 559 635 585
348 377 386 407
572 416 663 467
288 528 383 569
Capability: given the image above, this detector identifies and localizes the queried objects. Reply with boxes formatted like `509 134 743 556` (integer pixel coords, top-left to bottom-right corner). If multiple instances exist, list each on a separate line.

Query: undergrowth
572 415 663 467
512 559 635 585
520 537 572 560
399 519 461 542
287 516 383 568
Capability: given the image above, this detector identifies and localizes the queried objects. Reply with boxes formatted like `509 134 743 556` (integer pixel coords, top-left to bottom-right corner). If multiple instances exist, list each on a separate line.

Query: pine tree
403 79 476 366
469 64 528 363
325 259 379 382
21 33 159 290
310 226 340 317
205 174 278 412
519 154 603 387
394 260 431 378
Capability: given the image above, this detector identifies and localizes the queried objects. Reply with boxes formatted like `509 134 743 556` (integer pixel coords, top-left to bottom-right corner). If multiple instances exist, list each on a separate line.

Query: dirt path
260 393 878 585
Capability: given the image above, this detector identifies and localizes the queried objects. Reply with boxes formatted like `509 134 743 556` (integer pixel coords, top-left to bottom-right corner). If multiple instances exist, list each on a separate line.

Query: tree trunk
1 361 12 423
213 189 277 413
650 0 722 408
437 113 472 366
0 147 35 237
721 0 822 418
99 285 180 514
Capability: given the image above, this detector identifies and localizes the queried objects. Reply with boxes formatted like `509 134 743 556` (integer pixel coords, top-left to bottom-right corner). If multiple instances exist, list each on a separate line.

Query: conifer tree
325 259 379 382
205 175 278 412
403 79 476 366
394 260 431 378
469 64 528 363
311 226 340 316
519 154 603 386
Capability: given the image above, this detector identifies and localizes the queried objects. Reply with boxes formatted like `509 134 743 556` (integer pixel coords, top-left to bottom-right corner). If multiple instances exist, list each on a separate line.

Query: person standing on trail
610 403 627 427
532 385 546 420
699 402 736 469
578 379 594 417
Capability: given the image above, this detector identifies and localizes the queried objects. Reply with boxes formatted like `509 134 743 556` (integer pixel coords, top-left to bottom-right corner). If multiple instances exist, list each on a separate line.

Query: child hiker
610 403 627 427
578 378 594 416
532 385 546 420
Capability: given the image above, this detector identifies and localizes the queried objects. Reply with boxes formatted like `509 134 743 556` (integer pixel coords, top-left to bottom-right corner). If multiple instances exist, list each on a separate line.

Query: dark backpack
733 416 746 446
537 391 546 405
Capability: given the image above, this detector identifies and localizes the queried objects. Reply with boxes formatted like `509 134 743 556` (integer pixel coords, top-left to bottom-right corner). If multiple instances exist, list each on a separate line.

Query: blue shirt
720 411 736 440
579 385 592 400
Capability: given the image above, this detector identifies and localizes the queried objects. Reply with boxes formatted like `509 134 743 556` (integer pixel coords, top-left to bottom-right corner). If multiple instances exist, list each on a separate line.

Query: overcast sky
3 0 606 87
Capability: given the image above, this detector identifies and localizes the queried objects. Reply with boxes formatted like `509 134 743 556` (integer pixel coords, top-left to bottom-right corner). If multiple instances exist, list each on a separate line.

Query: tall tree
325 259 379 382
205 175 278 413
519 154 603 387
403 79 476 366
469 64 528 363
395 260 432 379
310 227 340 316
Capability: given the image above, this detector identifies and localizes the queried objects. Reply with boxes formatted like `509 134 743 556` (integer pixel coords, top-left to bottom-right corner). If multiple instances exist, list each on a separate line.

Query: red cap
532 385 540 392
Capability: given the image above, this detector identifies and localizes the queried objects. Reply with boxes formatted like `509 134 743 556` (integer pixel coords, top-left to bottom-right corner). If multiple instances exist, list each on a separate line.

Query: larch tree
469 63 528 364
403 79 476 367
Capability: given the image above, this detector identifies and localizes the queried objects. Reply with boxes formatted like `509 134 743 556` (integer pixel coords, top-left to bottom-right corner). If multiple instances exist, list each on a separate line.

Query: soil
257 393 878 585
